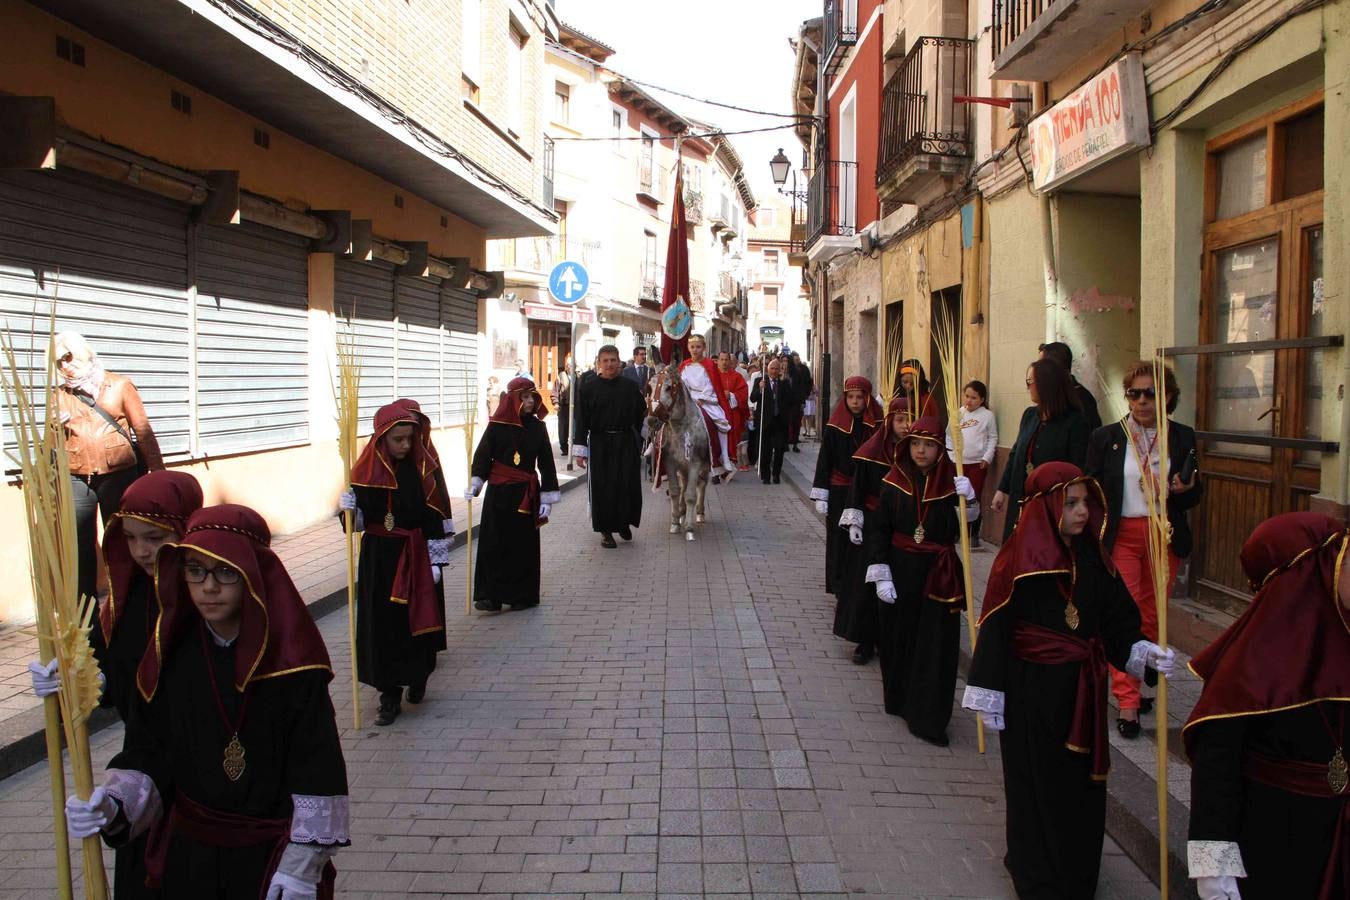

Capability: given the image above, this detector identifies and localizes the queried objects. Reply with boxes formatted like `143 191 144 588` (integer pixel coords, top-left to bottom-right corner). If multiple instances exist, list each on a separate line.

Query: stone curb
0 472 589 784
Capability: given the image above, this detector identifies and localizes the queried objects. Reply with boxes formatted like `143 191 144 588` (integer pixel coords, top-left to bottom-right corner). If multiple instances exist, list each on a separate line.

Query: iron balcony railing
992 0 1047 64
542 136 555 209
806 160 858 247
640 263 665 305
685 189 704 225
822 0 858 75
877 37 974 187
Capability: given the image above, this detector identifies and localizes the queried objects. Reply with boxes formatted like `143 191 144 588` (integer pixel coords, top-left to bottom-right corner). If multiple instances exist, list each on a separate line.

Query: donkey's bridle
650 369 676 423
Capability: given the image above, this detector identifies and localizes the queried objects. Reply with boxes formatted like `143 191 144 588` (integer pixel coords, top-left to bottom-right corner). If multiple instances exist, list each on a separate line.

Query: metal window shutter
194 222 310 455
335 259 396 427
0 170 191 459
442 286 478 424
395 276 443 424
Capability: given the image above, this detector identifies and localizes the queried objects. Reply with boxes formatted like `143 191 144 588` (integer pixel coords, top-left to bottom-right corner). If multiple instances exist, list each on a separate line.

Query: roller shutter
0 170 191 459
395 276 443 424
194 223 310 455
442 287 478 424
335 259 396 427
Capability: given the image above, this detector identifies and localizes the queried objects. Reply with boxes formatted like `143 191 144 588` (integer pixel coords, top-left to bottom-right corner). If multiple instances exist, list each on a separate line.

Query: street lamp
769 148 791 188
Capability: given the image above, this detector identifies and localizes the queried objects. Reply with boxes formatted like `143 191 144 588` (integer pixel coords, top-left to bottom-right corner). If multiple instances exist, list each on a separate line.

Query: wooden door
528 322 557 415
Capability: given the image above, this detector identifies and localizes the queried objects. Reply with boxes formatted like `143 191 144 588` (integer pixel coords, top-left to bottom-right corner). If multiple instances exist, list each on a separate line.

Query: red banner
660 163 691 364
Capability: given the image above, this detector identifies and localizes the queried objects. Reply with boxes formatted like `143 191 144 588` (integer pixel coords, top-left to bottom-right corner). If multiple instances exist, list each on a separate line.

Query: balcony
806 161 857 258
877 37 974 206
685 189 704 225
822 0 858 75
640 264 665 310
690 279 706 313
494 236 601 277
638 156 667 204
992 0 1154 81
788 185 809 263
542 136 555 209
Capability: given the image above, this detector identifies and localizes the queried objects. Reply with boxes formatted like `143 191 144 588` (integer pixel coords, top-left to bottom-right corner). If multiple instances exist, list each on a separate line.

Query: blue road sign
548 261 589 305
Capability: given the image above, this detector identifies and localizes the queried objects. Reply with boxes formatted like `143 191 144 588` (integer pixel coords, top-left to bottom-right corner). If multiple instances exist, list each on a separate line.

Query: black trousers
757 419 788 479
72 467 140 600
556 402 570 452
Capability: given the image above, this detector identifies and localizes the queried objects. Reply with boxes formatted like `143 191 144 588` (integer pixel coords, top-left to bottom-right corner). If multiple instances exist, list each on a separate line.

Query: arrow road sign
548 261 589 305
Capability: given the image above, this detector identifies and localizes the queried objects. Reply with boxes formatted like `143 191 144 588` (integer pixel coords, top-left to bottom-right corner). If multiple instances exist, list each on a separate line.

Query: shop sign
1028 54 1150 193
522 302 594 325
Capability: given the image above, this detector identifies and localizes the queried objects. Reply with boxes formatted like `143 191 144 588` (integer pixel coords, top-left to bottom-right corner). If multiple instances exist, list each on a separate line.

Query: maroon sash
1011 622 1110 781
489 461 544 525
890 533 964 604
365 522 442 637
145 793 335 899
699 408 724 467
1243 751 1349 900
829 470 853 488
863 495 879 512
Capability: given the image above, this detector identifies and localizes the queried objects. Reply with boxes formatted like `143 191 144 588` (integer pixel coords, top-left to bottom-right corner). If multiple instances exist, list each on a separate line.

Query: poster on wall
492 328 519 370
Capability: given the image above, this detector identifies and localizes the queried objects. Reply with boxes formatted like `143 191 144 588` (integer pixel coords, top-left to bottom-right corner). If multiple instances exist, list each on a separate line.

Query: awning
34 0 555 238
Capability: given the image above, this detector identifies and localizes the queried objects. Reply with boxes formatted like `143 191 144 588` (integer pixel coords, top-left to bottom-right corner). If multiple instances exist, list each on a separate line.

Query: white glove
747 419 755 432
430 565 442 585
29 659 60 698
265 871 318 900
1196 876 1242 900
338 489 356 512
1146 643 1177 678
876 581 897 603
728 394 738 409
539 503 551 520
814 500 828 515
65 787 118 839
848 525 863 546
953 475 976 502
979 711 1006 731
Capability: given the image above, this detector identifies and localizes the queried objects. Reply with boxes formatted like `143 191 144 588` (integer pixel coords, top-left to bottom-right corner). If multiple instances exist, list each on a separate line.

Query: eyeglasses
183 562 242 585
1025 379 1035 387
1125 388 1157 400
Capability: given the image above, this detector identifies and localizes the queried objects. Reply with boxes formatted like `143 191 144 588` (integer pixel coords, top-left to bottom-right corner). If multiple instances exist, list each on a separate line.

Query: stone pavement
0 450 1154 898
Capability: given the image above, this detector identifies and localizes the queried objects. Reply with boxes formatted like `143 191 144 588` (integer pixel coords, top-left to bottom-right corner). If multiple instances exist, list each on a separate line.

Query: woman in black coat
991 358 1091 538
1085 360 1201 738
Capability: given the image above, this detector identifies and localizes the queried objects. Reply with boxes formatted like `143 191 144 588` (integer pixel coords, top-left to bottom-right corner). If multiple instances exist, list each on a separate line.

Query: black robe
811 416 872 597
574 374 646 534
354 459 448 691
867 472 962 742
1188 703 1348 899
111 633 348 897
997 408 1092 539
471 416 559 609
89 573 160 898
967 546 1143 899
839 454 890 646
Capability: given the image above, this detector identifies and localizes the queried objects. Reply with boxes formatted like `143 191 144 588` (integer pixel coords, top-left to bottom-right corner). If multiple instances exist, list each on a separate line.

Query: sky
554 0 823 202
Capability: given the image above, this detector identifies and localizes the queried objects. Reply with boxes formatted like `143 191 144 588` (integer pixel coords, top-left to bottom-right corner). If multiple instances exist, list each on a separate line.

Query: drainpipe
816 262 831 423
1035 83 1061 345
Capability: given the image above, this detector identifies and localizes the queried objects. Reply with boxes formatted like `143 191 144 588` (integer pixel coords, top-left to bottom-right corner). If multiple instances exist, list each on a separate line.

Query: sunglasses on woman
1125 387 1157 400
182 562 242 585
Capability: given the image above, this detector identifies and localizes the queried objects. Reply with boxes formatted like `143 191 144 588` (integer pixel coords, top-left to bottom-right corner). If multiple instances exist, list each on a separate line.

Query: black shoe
761 477 770 484
375 689 402 726
406 679 427 704
712 474 722 485
851 645 872 665
474 598 503 611
618 526 633 541
1117 717 1141 739
772 475 781 484
911 727 949 747
1138 697 1154 715
601 533 617 548
792 445 800 453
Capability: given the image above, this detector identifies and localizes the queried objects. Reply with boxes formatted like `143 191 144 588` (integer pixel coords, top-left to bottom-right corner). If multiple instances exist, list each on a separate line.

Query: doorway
528 321 559 414
929 286 961 415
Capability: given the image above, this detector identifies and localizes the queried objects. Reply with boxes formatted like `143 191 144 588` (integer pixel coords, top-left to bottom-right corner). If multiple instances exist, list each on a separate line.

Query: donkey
647 365 711 541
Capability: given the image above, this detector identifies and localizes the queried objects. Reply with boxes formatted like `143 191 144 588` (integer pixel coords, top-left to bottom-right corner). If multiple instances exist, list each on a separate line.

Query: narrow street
0 463 1151 898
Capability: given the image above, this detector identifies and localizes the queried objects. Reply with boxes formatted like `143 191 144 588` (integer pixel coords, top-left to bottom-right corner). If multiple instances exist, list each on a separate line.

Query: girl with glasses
1084 360 1201 738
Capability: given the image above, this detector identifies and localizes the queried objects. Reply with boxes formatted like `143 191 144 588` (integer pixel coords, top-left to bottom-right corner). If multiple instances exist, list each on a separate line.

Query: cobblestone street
0 466 1152 898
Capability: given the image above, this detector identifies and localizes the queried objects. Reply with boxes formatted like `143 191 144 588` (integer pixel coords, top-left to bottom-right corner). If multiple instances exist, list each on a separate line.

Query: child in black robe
65 504 349 899
1183 512 1350 900
466 377 560 610
864 416 976 746
964 462 1174 899
345 400 454 725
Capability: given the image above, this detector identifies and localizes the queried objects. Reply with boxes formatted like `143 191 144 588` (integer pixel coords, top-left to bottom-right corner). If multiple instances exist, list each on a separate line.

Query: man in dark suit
621 346 652 400
750 357 792 483
1040 341 1102 430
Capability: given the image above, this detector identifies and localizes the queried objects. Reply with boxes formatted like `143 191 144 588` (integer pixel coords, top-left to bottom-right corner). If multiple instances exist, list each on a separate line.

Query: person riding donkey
677 334 738 483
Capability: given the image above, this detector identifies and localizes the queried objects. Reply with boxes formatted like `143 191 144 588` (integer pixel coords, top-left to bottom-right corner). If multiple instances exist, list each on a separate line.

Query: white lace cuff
809 487 829 502
470 476 484 494
540 491 561 504
961 685 1005 715
1187 840 1246 878
838 508 864 528
277 840 338 881
1125 640 1153 681
865 564 893 584
441 518 455 535
290 794 351 846
426 538 451 565
571 444 589 459
104 768 161 840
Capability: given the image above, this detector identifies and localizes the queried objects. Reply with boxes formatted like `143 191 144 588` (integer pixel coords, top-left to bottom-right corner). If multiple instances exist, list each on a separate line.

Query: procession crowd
19 328 1350 899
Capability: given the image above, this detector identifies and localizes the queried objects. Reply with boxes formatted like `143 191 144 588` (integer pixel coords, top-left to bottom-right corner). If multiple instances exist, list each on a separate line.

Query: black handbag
76 392 147 476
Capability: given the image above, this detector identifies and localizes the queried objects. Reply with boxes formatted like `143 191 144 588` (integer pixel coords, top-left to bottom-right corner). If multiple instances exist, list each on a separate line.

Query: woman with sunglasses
65 505 348 899
1084 360 1200 739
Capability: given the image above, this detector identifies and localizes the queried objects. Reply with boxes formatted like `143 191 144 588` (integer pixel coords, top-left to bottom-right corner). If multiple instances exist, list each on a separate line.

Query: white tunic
682 362 731 432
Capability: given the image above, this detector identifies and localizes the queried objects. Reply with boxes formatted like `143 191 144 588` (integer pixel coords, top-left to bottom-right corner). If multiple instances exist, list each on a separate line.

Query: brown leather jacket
58 374 165 476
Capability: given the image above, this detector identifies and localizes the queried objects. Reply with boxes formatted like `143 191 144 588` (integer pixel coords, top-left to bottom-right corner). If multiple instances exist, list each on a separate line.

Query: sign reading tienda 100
1029 53 1151 193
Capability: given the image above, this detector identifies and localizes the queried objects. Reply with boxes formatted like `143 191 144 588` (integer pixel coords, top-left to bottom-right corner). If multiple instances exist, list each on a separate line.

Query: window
763 287 779 313
554 81 570 125
639 131 657 193
507 23 526 136
758 207 776 227
461 0 481 100
612 108 625 148
763 249 780 277
555 200 568 257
